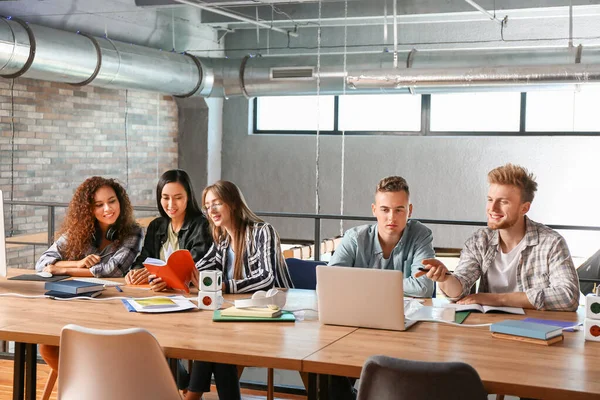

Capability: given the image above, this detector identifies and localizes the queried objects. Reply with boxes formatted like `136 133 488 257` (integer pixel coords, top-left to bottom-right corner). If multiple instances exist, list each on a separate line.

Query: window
526 86 600 132
430 92 521 132
253 90 600 136
338 94 421 131
255 96 335 131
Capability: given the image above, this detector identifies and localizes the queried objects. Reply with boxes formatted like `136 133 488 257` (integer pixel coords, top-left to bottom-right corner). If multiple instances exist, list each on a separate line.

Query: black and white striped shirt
196 222 293 293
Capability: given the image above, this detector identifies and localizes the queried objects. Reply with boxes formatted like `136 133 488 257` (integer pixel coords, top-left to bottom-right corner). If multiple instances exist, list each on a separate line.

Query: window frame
252 92 600 136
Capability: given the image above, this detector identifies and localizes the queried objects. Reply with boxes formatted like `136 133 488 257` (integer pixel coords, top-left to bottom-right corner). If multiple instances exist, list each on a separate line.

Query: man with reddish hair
424 164 579 311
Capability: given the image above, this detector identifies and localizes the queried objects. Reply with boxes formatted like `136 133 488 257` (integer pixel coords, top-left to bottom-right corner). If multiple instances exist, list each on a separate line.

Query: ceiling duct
2 17 600 98
0 17 202 97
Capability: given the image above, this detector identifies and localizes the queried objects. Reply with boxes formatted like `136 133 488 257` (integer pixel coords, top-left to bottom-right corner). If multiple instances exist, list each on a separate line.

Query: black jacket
129 214 212 271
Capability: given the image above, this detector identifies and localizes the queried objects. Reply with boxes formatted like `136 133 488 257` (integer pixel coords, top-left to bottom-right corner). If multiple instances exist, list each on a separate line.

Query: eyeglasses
202 202 223 214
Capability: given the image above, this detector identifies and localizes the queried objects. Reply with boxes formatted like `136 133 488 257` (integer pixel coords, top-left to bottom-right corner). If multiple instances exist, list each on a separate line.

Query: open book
122 296 196 313
143 249 196 293
443 303 525 315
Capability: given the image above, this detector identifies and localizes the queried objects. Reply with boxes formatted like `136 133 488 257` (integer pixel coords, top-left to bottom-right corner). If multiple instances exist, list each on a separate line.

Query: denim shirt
328 220 435 297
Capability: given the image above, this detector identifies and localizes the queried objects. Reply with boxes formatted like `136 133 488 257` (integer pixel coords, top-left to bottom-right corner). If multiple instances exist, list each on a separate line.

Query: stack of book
44 280 104 298
490 319 564 346
213 306 296 322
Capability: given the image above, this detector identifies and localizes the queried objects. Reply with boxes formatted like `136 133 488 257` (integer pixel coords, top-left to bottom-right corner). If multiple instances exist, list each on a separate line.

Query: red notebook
143 250 196 293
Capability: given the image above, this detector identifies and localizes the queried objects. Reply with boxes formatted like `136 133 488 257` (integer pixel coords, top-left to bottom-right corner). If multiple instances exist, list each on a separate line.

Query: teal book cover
490 319 563 340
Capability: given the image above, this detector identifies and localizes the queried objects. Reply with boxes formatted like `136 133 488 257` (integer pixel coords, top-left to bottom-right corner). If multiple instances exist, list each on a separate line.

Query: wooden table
0 273 356 400
303 306 600 400
2 272 600 400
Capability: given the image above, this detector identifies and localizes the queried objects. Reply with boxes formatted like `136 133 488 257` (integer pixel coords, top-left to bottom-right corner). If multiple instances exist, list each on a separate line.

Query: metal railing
6 200 600 262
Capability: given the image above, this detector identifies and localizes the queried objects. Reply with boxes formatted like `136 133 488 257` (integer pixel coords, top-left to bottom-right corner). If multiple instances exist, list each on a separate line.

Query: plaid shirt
35 226 143 278
449 216 580 311
196 222 293 293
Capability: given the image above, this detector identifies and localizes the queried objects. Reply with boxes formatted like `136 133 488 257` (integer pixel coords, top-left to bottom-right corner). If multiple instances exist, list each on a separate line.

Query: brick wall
0 78 179 268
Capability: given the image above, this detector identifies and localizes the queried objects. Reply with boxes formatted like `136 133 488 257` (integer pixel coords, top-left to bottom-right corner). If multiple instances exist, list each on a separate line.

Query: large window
255 96 335 131
526 86 600 132
253 87 600 135
430 92 521 132
338 94 421 132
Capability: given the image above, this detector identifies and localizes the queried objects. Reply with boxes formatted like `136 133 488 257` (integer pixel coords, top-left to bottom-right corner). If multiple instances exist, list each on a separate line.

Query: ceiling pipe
2 17 600 99
464 0 504 26
0 17 203 97
345 64 600 91
172 0 299 38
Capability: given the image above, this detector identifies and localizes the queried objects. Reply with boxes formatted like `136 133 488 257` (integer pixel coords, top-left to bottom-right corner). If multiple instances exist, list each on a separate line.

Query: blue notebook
490 319 563 340
44 280 104 294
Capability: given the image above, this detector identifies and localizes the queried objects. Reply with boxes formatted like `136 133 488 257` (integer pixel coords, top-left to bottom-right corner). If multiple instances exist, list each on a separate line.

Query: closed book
220 307 282 318
490 319 563 340
45 290 102 298
44 280 104 294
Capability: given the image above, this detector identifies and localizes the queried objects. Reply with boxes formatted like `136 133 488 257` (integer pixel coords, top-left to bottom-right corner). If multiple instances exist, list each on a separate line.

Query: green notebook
213 310 296 322
455 311 471 324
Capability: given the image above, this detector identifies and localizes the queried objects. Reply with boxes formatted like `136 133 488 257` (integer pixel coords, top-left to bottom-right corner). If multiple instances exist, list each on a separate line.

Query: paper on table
122 295 196 313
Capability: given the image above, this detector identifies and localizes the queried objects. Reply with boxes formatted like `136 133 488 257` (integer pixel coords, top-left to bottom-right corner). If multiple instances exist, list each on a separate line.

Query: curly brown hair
58 177 137 260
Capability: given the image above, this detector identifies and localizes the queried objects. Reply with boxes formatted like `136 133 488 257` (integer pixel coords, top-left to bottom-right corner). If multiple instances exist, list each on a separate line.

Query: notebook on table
316 266 417 331
9 274 69 282
44 280 104 294
213 310 296 322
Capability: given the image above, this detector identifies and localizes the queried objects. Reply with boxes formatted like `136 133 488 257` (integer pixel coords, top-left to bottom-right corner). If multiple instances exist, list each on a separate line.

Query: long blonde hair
202 180 263 280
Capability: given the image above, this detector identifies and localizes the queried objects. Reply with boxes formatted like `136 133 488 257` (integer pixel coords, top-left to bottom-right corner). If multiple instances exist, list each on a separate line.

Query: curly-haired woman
34 176 143 379
35 176 143 278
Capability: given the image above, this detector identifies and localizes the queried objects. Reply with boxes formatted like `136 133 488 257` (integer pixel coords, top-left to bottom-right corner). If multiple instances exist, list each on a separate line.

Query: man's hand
418 258 451 282
457 293 500 306
125 268 150 285
77 254 101 269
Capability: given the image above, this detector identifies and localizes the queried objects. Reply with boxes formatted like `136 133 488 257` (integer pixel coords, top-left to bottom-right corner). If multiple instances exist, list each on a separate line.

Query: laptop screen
0 190 6 277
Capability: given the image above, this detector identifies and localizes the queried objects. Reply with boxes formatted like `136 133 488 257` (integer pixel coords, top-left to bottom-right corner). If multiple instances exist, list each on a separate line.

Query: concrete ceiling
0 0 599 52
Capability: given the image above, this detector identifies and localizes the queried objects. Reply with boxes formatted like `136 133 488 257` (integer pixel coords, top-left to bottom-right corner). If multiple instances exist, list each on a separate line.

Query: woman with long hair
35 176 143 381
36 176 142 277
183 180 293 400
125 169 212 287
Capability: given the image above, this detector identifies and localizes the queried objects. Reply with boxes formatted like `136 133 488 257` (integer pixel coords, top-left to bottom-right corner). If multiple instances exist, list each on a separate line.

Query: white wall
220 5 600 257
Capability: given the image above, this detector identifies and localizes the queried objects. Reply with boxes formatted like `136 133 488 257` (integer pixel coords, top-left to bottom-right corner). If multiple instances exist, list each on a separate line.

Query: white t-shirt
487 236 527 293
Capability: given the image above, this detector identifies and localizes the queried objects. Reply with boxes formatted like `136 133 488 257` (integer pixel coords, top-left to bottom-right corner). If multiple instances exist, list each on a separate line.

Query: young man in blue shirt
327 176 435 400
329 175 435 297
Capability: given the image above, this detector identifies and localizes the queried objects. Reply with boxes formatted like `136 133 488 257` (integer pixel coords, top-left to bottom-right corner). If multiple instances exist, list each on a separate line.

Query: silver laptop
316 265 416 331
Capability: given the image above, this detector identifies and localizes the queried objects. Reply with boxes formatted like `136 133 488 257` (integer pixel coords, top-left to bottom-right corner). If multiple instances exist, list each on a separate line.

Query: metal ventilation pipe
198 47 600 97
0 17 202 97
2 17 600 98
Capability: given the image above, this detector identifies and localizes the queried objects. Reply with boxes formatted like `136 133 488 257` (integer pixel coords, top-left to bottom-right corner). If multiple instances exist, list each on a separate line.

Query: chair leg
496 395 505 400
267 368 274 400
41 369 57 400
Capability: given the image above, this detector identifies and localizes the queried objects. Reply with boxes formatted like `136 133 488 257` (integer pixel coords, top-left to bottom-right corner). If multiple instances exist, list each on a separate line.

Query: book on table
143 249 196 293
122 295 197 313
220 306 282 318
443 303 525 315
490 319 563 340
45 290 102 298
44 280 104 294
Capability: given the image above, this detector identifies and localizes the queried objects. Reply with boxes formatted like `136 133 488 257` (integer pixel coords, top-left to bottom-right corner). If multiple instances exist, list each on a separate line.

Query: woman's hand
190 269 199 289
125 268 151 285
148 274 168 292
76 254 101 269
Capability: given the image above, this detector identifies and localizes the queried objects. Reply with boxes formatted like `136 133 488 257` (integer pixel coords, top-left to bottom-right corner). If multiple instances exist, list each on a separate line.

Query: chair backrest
577 248 600 294
58 324 181 400
285 257 326 290
357 355 487 400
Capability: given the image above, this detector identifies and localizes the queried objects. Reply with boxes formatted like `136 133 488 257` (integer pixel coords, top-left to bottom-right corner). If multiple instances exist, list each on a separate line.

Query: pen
115 286 123 292
418 267 452 276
